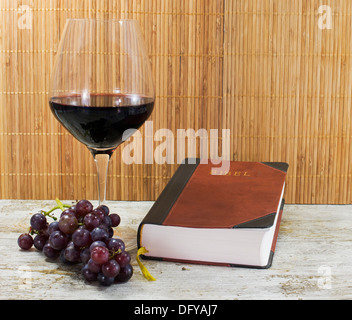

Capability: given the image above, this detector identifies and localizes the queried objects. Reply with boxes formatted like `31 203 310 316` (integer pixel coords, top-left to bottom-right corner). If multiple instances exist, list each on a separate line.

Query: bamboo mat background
0 0 351 204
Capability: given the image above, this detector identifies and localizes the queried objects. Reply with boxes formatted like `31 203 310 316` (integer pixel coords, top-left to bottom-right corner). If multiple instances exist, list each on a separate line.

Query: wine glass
49 19 155 248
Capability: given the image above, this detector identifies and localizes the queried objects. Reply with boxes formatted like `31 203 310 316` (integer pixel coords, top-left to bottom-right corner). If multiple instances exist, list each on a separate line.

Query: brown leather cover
162 161 287 229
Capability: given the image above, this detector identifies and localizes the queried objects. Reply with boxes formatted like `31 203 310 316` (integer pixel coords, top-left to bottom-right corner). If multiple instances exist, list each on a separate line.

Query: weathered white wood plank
0 201 351 300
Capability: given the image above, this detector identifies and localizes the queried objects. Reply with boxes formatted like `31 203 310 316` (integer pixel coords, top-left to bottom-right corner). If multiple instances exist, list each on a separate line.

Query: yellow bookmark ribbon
136 247 156 281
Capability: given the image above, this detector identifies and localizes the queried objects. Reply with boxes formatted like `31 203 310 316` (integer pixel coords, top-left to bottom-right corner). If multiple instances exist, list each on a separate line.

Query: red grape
114 251 131 268
18 234 34 250
80 247 91 264
59 215 79 234
30 213 47 231
116 264 133 283
88 258 101 273
18 200 134 287
91 246 110 265
72 228 92 247
110 214 121 227
48 221 60 235
102 259 120 278
97 205 109 215
76 200 93 218
49 230 69 250
60 208 77 219
91 227 109 242
98 272 115 286
43 242 60 259
33 234 49 251
63 244 81 263
82 264 98 282
89 241 106 252
107 238 125 253
92 208 105 220
83 213 102 231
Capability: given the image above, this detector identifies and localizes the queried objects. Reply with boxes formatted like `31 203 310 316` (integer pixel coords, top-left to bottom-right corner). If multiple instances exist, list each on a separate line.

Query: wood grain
0 200 351 300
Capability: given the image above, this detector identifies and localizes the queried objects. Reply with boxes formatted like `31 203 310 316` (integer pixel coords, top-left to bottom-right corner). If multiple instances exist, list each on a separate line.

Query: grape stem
28 226 40 236
55 198 68 211
109 249 122 260
40 199 72 221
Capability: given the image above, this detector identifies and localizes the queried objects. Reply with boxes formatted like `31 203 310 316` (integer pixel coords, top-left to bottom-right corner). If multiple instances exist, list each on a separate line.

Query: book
137 159 288 269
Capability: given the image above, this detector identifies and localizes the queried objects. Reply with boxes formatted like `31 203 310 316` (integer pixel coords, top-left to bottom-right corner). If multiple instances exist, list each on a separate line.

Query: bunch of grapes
17 200 133 286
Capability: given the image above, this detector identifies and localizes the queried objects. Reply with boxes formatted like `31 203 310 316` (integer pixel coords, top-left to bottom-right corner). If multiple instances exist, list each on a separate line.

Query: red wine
50 94 154 153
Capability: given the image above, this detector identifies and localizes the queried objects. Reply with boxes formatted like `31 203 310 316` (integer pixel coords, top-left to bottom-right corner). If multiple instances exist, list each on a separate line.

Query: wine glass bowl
49 19 155 205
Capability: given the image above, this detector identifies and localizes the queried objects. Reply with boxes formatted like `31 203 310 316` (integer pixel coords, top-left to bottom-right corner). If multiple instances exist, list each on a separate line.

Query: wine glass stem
93 153 110 205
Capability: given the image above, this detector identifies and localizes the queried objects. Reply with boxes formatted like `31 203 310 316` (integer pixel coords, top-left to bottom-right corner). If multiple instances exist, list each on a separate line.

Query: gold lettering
209 170 253 177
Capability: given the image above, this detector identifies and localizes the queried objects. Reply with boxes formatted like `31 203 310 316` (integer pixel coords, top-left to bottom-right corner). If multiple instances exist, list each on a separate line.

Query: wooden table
0 200 351 300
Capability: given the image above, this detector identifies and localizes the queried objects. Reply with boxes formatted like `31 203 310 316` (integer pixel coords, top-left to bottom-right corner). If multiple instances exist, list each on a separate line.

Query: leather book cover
138 159 288 261
162 160 288 229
